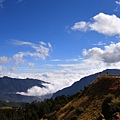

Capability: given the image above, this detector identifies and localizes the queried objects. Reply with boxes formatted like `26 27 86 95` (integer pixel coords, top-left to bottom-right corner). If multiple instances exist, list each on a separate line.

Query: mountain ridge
0 76 51 102
49 70 120 120
52 69 120 98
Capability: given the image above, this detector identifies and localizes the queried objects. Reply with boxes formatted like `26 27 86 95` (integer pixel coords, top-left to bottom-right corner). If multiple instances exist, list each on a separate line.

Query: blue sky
1 0 120 96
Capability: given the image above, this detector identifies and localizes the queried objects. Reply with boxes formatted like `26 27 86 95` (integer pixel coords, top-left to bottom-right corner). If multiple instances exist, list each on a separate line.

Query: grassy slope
53 75 120 120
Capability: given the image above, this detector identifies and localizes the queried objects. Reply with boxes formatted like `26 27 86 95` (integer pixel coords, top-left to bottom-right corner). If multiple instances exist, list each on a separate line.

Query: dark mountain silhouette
0 76 51 102
52 69 120 98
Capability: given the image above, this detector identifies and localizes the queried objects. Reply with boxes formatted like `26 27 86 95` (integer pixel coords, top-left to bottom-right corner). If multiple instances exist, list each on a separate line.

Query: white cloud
13 52 25 65
93 41 106 46
52 57 82 62
44 64 55 67
16 84 53 96
40 41 47 46
115 1 120 11
83 42 120 63
0 66 3 71
13 40 32 46
71 21 88 31
12 40 52 64
8 67 17 72
6 67 90 96
52 59 62 62
115 1 120 5
42 73 49 78
72 13 120 36
0 56 10 64
28 62 35 68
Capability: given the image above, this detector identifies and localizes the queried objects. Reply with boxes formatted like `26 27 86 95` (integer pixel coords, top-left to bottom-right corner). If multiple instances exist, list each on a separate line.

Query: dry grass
50 76 120 120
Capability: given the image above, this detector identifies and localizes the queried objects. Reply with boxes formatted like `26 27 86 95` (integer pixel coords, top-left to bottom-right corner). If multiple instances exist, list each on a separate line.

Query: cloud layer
15 68 97 97
16 84 54 97
72 13 120 36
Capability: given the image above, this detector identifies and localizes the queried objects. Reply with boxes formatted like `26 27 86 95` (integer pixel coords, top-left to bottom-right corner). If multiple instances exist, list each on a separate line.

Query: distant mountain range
0 76 51 102
0 69 120 119
52 69 120 98
0 69 120 103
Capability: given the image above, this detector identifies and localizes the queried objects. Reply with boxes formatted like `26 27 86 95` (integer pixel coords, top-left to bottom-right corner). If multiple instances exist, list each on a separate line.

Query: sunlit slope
50 74 120 120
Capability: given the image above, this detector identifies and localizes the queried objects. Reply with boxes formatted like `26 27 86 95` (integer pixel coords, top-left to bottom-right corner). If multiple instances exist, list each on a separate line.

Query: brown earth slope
49 74 120 120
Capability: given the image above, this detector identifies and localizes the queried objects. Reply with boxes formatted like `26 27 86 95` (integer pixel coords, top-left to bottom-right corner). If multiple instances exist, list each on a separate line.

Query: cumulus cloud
72 13 120 36
72 21 89 31
83 42 120 63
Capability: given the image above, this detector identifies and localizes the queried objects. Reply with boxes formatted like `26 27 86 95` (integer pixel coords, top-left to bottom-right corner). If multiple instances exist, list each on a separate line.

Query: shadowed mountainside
0 76 51 102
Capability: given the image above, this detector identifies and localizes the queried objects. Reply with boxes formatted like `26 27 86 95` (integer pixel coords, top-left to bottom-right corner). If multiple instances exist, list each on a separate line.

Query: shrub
69 106 74 111
76 107 84 115
70 115 77 120
102 94 120 119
